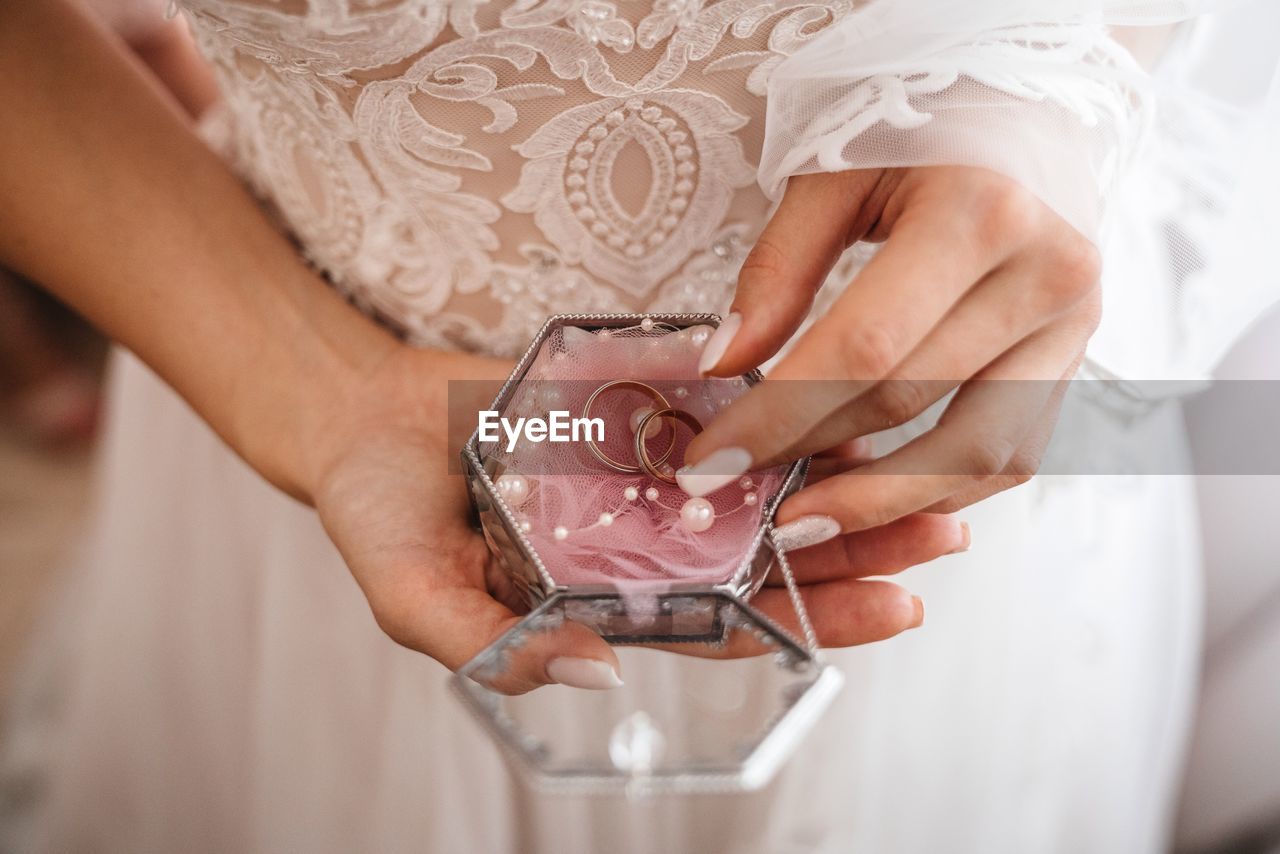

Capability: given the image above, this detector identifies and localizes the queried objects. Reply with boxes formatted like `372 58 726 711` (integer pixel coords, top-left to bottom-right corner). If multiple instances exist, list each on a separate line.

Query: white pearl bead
743 492 757 506
624 486 639 501
629 406 661 439
679 497 716 533
739 476 754 490
519 519 532 533
640 317 655 331
673 386 688 400
598 512 614 527
495 474 531 508
645 487 660 501
553 526 569 541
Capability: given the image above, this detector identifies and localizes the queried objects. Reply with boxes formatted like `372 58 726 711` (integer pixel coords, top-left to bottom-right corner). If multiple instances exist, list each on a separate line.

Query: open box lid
451 579 844 796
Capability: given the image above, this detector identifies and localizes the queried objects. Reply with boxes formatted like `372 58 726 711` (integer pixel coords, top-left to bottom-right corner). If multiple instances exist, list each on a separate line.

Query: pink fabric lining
482 323 784 587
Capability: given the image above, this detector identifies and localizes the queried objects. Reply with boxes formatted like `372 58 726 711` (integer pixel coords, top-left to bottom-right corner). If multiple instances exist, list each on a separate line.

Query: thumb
463 609 624 696
698 170 884 377
385 580 623 696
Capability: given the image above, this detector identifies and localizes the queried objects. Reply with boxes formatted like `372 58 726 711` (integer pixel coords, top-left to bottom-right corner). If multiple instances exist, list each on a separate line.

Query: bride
1 0 1275 851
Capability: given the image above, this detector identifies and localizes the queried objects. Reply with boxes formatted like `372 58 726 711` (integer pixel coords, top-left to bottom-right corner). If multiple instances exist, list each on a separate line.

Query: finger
805 454 874 481
775 314 1092 535
923 350 1083 514
700 172 884 377
813 436 874 460
768 512 968 586
362 536 621 696
649 579 923 659
757 578 924 648
760 242 1098 464
683 200 1007 493
459 609 624 696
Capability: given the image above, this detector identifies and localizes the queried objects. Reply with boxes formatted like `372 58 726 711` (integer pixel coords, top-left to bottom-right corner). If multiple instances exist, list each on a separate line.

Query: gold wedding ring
582 380 675 473
635 407 704 484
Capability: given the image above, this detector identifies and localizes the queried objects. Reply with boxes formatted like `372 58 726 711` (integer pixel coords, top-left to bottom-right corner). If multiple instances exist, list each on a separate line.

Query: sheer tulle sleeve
763 0 1280 381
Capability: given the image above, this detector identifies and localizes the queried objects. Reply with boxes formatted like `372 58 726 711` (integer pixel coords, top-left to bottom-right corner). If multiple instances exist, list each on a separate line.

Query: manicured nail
546 657 623 690
848 436 874 458
949 521 971 555
909 596 925 629
676 446 752 497
772 514 841 551
698 312 742 375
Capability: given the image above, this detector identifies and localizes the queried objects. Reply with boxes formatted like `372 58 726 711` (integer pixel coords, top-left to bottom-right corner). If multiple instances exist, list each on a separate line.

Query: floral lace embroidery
180 0 852 355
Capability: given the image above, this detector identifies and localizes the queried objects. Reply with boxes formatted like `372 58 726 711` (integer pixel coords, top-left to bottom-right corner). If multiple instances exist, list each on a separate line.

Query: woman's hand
682 166 1101 549
303 346 967 692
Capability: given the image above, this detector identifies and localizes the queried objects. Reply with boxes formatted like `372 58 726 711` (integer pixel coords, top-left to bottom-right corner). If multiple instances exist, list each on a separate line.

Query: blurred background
0 272 103 708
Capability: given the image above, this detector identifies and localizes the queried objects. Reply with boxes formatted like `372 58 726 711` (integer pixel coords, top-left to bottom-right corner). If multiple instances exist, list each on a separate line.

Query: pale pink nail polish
948 521 971 555
676 447 752 497
698 312 741 375
848 436 874 458
546 657 623 690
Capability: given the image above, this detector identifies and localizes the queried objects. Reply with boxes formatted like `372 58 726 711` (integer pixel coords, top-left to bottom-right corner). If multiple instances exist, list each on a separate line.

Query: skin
0 9 214 444
687 167 1102 533
0 0 961 693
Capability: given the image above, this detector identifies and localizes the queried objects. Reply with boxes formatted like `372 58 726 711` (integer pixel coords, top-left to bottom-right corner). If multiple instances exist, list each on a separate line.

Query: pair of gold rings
582 380 703 484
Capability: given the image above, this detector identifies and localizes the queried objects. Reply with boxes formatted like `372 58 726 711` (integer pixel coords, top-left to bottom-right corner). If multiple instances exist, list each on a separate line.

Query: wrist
291 343 515 509
223 275 402 505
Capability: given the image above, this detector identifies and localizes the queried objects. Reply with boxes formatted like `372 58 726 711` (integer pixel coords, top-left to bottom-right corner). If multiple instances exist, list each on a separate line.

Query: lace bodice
180 0 854 355
177 0 1279 379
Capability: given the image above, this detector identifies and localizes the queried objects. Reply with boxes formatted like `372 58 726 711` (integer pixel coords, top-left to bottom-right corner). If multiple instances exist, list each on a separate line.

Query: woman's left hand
305 347 965 692
681 166 1102 549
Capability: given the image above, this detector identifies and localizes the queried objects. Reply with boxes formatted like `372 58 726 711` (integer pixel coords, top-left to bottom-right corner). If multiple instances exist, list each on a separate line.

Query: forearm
0 0 398 499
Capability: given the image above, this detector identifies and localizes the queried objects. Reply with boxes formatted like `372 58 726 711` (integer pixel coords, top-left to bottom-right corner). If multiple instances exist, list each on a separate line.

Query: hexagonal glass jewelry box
454 314 844 795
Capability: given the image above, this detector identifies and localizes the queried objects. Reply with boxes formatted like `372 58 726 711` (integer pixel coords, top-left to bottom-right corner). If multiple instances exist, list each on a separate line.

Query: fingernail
676 446 752 497
848 436 874 458
546 657 623 690
772 514 841 551
948 521 971 555
698 312 742 375
909 596 925 629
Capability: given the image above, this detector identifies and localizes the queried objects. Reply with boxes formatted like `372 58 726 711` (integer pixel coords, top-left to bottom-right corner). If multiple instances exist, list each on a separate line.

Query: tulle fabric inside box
479 322 785 589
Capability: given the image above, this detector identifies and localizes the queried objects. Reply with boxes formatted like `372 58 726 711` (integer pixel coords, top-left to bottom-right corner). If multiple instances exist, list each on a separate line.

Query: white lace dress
4 0 1277 851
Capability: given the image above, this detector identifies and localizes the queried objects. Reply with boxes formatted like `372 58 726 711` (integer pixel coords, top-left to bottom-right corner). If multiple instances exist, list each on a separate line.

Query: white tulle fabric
761 0 1280 382
760 0 1219 232
1094 3 1280 380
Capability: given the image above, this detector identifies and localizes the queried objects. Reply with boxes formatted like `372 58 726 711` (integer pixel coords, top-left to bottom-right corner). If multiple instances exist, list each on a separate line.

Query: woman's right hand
303 346 968 691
